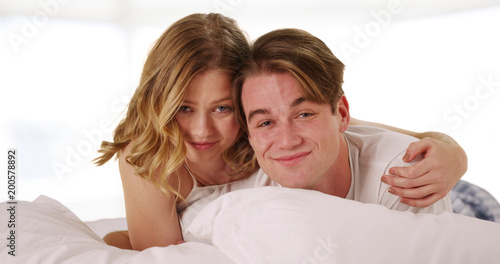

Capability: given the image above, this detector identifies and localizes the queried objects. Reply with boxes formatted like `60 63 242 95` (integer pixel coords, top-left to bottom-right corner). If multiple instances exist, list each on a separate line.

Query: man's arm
350 117 467 207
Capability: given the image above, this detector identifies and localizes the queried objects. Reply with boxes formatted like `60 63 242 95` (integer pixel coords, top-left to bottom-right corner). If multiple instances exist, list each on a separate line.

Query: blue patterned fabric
451 180 500 223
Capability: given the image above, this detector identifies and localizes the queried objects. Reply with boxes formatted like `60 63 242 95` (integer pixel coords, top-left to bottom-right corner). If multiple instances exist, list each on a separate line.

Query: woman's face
176 69 240 165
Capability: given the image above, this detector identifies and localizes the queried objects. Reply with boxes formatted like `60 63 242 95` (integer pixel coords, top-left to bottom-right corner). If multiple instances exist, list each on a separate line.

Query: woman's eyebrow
182 97 232 105
214 97 233 103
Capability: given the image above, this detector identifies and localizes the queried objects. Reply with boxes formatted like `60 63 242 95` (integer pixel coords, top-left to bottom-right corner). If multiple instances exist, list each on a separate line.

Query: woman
94 13 255 250
95 13 466 251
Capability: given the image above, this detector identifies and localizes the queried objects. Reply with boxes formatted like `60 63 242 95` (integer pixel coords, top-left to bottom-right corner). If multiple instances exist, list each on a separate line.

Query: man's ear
337 95 350 133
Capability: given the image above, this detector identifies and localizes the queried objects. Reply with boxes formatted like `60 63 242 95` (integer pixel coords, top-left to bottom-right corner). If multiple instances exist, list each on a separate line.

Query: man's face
241 72 349 190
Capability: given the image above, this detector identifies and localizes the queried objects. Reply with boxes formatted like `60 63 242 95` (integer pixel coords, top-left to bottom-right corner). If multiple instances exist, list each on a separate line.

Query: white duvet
2 187 500 263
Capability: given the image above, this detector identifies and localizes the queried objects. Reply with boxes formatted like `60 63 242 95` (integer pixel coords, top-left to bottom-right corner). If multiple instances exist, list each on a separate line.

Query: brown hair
94 13 255 199
234 28 346 133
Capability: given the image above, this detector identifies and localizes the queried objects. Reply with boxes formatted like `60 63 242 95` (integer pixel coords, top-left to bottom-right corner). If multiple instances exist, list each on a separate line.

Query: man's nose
276 121 302 150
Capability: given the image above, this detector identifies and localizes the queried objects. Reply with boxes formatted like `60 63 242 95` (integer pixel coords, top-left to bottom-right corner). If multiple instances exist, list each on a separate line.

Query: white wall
1 1 499 221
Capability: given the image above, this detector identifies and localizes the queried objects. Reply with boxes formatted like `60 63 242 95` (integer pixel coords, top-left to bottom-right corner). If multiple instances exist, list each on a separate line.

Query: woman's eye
215 105 232 112
179 106 192 112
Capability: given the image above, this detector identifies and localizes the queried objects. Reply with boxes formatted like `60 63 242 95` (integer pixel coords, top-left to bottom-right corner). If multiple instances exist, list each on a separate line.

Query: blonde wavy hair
94 13 256 200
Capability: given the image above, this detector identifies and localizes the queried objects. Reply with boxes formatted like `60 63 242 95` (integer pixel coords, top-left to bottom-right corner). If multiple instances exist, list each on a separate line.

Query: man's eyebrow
247 109 269 123
246 97 306 123
292 97 306 107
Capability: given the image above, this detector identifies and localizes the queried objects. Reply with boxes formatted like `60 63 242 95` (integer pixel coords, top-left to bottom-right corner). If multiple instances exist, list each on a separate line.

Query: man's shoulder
346 125 418 145
345 125 418 163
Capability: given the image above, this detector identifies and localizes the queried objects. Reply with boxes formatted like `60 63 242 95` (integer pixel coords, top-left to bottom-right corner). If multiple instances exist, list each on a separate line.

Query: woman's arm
350 118 468 207
103 230 132 249
111 143 185 251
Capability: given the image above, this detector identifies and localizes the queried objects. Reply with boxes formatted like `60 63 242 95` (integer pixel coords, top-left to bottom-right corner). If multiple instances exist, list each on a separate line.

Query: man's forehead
242 72 303 97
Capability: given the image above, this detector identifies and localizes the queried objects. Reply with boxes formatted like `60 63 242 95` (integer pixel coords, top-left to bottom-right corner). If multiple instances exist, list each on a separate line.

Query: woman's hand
382 137 468 207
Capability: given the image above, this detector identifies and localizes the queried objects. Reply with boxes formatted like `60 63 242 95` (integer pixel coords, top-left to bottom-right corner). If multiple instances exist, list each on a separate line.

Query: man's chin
277 180 309 190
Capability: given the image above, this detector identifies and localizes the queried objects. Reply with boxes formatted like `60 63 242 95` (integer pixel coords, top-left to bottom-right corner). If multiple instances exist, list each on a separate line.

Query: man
233 28 451 213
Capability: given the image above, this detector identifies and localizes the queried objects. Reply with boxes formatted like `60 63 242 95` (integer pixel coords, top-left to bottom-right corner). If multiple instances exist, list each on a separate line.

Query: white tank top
179 169 279 240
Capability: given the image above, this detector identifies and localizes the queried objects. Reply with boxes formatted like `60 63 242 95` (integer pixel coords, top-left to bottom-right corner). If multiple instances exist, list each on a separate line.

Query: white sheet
2 188 500 263
85 217 127 239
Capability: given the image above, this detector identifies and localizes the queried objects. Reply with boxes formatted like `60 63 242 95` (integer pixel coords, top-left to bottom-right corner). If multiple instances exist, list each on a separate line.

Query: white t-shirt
344 125 452 213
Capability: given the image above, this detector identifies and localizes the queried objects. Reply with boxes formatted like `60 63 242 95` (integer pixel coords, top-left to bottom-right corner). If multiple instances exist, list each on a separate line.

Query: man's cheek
248 131 269 155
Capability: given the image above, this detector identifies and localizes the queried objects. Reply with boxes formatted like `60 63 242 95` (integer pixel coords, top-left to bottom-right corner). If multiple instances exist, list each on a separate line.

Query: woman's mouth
190 141 217 151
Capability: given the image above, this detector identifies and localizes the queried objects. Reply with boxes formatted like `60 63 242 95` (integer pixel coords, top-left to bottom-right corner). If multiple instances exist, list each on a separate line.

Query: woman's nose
191 113 214 138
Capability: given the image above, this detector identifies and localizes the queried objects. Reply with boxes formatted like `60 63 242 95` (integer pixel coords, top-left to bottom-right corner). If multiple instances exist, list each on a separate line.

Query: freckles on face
247 128 273 161
241 72 348 189
242 72 313 150
175 69 240 164
242 74 286 159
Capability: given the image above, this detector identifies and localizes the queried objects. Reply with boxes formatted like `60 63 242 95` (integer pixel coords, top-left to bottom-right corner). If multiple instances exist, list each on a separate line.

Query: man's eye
258 121 272 127
298 112 313 118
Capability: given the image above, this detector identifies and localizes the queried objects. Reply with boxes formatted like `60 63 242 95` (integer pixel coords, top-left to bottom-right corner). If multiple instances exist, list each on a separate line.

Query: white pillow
186 187 500 264
0 196 234 264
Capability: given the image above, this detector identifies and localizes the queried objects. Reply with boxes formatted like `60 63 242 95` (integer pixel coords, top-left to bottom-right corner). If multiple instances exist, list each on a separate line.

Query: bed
2 186 500 263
